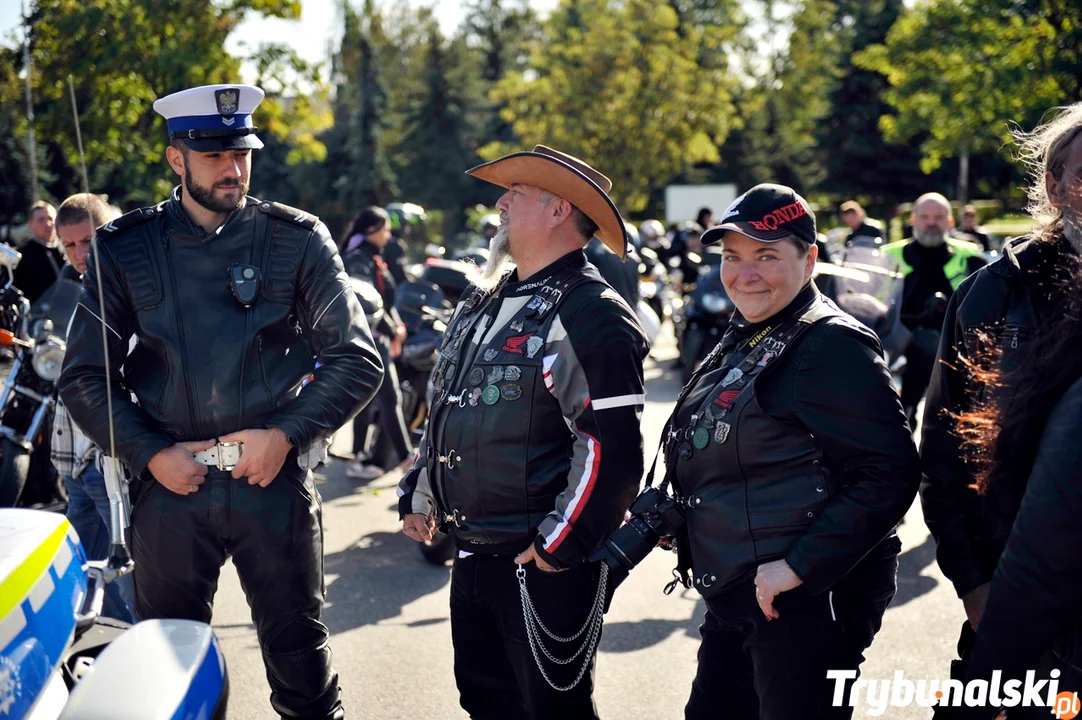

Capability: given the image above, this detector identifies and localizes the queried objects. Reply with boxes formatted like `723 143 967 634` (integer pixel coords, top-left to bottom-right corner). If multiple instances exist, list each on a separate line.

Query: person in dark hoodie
920 101 1082 718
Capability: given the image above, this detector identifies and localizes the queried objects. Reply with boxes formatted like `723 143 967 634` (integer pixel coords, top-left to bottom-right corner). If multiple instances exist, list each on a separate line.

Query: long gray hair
1013 102 1082 241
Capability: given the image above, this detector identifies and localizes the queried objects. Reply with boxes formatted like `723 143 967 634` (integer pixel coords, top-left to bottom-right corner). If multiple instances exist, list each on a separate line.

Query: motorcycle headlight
700 293 731 314
32 337 66 381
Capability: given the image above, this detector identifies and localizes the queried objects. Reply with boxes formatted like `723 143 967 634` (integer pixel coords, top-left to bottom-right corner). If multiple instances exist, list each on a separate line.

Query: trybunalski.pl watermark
828 669 1082 718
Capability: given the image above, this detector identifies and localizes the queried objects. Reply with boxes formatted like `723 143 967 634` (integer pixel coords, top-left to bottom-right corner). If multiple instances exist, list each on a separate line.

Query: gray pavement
213 335 961 719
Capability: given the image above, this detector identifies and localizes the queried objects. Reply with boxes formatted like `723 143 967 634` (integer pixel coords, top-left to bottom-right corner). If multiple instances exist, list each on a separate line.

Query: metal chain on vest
517 563 609 692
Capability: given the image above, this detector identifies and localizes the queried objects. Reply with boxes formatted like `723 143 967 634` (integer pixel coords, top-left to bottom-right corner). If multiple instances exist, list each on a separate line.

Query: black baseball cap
701 183 817 246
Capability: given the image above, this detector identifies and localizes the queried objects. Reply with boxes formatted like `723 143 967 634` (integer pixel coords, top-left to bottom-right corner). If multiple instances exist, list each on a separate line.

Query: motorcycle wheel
420 531 455 565
0 437 30 507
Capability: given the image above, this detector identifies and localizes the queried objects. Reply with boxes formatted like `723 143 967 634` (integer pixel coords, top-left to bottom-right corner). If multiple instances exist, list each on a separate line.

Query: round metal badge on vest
501 383 522 401
482 385 500 405
678 442 694 461
692 426 710 450
468 367 485 386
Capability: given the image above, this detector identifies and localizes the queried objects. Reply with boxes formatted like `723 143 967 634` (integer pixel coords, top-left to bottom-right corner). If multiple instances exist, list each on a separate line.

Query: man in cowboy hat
398 146 648 718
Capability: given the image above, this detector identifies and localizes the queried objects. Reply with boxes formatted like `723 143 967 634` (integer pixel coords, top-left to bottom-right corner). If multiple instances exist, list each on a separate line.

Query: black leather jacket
920 235 1066 598
960 378 1082 717
59 189 384 480
670 285 919 597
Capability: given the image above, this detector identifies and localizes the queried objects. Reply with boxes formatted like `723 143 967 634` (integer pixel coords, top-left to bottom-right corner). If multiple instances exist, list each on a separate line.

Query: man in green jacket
880 192 987 425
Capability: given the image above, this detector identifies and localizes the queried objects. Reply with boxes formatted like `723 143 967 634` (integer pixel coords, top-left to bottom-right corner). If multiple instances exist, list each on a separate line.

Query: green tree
0 106 35 235
395 19 479 240
344 0 397 210
855 0 1082 185
812 0 934 209
1 0 322 207
486 0 739 214
715 0 839 193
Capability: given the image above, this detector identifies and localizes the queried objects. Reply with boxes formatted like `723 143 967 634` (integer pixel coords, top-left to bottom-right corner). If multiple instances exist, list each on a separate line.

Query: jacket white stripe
591 394 645 410
542 431 600 550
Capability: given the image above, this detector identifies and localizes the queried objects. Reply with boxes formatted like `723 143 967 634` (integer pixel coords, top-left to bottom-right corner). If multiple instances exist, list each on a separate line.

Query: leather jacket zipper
257 335 275 406
163 236 200 435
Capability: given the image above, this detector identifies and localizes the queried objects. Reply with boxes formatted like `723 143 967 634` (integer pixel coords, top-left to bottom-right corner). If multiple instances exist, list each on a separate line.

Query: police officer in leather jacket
398 146 648 719
58 84 383 720
665 185 919 720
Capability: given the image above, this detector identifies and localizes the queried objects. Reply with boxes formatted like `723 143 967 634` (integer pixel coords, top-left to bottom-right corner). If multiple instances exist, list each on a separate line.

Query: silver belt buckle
216 441 242 471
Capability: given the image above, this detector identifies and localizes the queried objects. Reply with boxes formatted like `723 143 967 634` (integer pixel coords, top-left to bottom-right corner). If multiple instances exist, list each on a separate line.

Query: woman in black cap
340 206 413 480
663 184 920 719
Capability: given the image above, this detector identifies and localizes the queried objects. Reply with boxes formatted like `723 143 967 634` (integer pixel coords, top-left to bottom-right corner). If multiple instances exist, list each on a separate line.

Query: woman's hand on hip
754 559 803 620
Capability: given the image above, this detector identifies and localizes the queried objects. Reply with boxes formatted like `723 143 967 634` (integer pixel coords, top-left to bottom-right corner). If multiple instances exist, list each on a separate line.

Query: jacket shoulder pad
256 200 319 231
95 205 161 241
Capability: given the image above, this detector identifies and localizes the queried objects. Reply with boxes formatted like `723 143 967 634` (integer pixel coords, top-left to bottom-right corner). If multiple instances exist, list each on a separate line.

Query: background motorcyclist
584 222 641 310
340 207 414 480
50 192 136 622
841 200 886 248
880 192 988 425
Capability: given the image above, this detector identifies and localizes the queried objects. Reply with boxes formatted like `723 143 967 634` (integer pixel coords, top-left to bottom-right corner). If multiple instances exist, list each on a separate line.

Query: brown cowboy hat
466 145 629 259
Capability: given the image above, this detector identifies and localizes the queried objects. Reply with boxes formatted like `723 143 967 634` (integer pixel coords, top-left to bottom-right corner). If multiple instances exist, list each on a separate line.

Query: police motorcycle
0 264 78 510
0 286 229 717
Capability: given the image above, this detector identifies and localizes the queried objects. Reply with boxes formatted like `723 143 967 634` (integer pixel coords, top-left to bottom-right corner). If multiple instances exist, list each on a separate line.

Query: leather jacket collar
503 250 587 296
165 185 249 240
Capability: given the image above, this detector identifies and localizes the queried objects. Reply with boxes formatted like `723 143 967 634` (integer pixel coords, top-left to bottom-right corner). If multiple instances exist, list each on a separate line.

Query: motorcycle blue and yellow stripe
0 509 87 719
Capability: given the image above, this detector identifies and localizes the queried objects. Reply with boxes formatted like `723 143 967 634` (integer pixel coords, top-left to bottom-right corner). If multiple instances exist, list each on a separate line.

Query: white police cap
153 84 265 151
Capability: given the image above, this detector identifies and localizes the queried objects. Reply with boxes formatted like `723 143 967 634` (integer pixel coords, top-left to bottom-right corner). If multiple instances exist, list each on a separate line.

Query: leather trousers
129 464 343 720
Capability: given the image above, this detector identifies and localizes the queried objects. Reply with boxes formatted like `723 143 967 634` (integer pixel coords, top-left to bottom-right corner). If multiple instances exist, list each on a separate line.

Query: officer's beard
914 226 948 248
185 165 248 214
476 224 514 292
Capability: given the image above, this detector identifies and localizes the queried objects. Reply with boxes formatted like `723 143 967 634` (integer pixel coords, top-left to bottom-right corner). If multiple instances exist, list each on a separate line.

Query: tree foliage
485 0 741 213
0 0 328 209
856 0 1082 175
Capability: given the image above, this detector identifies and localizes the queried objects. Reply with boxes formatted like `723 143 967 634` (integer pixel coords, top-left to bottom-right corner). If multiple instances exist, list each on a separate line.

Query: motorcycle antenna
68 74 131 582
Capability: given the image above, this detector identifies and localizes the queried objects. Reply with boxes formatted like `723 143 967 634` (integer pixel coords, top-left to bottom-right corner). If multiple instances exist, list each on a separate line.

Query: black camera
590 486 687 572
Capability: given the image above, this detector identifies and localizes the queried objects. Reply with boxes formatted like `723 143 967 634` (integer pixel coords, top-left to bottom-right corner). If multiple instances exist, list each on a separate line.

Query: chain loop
517 562 609 692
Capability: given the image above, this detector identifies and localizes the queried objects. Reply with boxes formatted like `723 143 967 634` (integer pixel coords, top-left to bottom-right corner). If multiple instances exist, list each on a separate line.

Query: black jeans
685 537 900 720
352 341 412 468
450 553 604 720
130 466 342 720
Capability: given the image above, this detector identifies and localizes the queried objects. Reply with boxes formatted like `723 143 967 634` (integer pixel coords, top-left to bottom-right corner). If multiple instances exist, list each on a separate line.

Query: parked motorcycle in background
817 245 911 393
678 248 732 382
0 260 79 509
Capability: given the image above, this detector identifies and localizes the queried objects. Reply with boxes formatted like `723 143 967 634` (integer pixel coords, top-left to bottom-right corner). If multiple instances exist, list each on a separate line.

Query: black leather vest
426 264 604 549
670 298 842 597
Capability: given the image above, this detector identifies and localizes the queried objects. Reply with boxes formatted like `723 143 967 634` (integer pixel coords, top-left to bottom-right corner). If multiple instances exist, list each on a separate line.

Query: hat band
169 126 261 141
167 112 254 132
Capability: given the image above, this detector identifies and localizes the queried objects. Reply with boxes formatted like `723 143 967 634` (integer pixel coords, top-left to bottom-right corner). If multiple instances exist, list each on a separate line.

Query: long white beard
475 225 514 292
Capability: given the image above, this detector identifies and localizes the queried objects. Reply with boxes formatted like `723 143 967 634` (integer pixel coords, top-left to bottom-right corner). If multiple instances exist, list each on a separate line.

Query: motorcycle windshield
828 246 903 305
30 278 83 338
